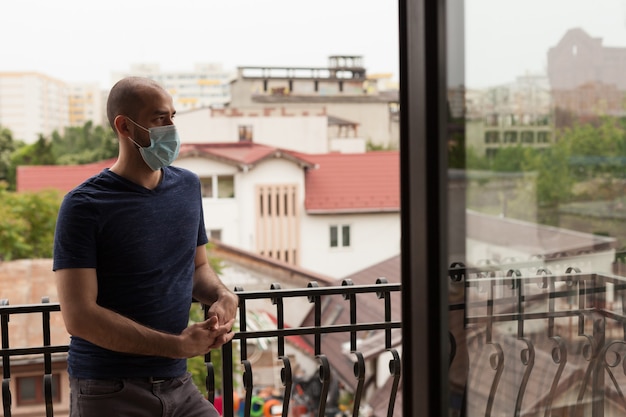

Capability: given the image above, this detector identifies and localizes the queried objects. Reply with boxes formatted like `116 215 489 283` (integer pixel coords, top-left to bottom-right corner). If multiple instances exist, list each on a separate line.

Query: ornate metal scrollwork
387 348 401 417
485 342 504 417
278 356 292 417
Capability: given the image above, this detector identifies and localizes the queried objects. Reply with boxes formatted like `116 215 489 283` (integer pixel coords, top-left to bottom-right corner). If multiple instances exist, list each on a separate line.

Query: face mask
126 118 181 171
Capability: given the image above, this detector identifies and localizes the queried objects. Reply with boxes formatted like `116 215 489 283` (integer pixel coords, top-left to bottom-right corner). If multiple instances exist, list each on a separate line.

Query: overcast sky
1 0 625 89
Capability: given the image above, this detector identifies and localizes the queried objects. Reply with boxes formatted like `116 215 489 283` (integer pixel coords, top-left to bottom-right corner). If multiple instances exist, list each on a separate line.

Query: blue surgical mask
126 118 181 171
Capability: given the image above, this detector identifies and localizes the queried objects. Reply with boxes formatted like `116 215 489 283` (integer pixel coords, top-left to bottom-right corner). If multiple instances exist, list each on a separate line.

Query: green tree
51 121 117 165
0 126 17 184
527 145 573 207
465 146 490 170
0 186 62 260
6 135 56 189
490 145 533 172
11 135 56 165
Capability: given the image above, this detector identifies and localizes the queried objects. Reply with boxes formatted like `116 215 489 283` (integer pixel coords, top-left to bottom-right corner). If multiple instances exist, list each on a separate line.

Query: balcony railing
448 261 626 417
4 264 626 417
0 280 402 417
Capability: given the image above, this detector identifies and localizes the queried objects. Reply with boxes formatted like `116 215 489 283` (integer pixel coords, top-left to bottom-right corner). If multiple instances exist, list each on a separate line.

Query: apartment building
111 62 235 112
68 82 105 127
0 72 69 144
465 73 554 157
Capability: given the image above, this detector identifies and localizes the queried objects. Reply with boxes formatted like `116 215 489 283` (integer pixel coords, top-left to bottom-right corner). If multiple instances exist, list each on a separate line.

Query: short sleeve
53 193 99 271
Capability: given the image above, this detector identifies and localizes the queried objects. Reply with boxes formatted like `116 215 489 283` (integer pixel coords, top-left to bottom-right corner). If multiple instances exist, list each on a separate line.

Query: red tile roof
16 158 116 193
304 151 400 213
179 142 316 169
15 147 401 214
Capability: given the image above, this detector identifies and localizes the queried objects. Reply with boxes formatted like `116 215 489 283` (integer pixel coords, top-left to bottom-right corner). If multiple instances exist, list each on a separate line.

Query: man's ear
114 115 130 137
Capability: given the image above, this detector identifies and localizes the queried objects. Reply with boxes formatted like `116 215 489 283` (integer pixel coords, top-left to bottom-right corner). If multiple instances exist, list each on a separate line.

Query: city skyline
3 1 625 90
1 0 399 88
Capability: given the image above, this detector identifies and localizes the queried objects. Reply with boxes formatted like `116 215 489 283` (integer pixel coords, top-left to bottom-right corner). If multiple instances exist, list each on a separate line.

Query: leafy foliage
2 122 117 189
51 121 117 165
0 126 18 184
0 185 62 260
467 117 626 208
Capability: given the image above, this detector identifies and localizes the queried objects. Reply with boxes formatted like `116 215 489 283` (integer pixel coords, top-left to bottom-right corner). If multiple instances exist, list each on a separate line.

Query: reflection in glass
450 1 626 415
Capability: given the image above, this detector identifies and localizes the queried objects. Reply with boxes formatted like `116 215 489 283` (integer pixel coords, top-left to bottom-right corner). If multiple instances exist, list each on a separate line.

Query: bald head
106 77 167 132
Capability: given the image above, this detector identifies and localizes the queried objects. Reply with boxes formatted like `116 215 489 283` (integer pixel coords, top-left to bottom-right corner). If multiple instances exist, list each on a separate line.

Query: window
484 131 499 144
217 176 234 198
503 131 518 143
537 131 551 143
200 177 213 198
520 131 534 143
199 175 235 199
238 125 253 142
330 225 351 248
16 374 60 405
209 229 222 241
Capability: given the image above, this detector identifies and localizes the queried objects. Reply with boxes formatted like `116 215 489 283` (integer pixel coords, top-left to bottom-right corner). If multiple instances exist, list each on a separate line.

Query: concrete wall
300 212 401 279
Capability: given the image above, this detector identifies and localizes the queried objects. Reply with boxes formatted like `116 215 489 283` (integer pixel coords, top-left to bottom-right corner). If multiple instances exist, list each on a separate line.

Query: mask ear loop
125 117 150 149
127 136 144 149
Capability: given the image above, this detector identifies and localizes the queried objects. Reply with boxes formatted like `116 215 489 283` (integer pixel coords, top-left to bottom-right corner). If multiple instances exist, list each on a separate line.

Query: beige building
0 72 69 144
228 55 399 149
68 82 105 127
111 62 235 112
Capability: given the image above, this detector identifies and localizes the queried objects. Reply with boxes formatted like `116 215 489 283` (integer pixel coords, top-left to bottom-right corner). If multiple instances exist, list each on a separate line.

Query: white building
174 106 366 154
173 143 400 279
0 72 69 143
111 63 235 112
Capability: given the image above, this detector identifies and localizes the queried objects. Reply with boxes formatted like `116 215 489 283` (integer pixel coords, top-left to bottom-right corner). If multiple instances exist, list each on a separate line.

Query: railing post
222 341 234 417
591 274 606 417
1 299 11 417
41 297 54 417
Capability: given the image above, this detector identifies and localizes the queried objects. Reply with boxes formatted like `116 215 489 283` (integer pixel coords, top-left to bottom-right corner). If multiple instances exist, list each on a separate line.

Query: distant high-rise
0 72 69 144
548 28 626 91
548 28 626 120
111 63 235 112
69 82 105 127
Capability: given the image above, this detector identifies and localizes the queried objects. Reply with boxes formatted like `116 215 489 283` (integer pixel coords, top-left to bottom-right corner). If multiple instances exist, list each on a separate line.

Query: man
53 76 239 417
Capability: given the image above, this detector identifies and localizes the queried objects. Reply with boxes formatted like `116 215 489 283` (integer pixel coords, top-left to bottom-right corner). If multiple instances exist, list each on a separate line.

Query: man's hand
207 289 239 329
177 316 236 358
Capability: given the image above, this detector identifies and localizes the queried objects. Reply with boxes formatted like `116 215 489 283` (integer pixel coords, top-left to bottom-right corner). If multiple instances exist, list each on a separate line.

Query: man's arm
56 268 231 358
192 245 239 333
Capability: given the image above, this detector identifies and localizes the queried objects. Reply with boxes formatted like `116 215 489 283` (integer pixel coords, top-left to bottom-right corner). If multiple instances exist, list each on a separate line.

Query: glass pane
342 225 350 247
18 377 36 401
199 177 213 198
450 1 626 415
330 226 338 248
217 175 234 198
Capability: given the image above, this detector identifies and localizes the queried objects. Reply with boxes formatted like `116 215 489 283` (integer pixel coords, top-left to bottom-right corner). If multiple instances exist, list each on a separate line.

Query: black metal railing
7 263 626 417
448 260 626 417
0 279 402 417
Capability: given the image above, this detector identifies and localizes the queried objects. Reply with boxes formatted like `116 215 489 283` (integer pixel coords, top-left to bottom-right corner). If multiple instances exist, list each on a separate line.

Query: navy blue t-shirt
53 166 209 379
